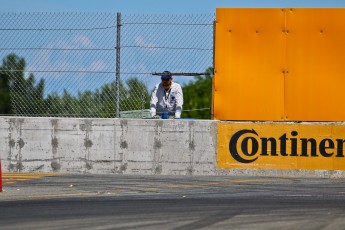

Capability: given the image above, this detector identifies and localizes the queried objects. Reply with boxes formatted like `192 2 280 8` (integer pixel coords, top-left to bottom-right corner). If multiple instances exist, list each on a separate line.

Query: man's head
161 71 172 90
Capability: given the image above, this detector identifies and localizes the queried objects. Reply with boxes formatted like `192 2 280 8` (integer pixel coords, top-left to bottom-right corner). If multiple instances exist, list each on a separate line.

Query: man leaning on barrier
150 71 184 119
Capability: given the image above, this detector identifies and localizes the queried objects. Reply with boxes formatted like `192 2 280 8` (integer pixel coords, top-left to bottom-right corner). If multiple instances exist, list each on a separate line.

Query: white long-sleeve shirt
150 82 183 118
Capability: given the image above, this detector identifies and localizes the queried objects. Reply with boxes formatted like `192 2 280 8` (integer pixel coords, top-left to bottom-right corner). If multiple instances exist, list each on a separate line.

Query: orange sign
218 123 345 170
214 8 345 121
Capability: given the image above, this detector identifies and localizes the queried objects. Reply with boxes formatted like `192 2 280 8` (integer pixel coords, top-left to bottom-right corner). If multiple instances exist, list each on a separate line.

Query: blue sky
1 0 345 13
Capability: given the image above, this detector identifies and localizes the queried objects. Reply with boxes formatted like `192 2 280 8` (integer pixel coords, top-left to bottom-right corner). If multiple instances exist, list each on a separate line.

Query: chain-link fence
0 12 214 118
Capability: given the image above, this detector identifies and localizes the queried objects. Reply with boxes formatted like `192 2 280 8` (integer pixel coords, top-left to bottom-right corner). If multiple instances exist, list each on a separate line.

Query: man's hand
152 115 161 119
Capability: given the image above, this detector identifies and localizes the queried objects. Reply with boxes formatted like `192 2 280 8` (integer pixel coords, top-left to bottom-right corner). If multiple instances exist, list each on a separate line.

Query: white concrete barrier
1 116 345 178
0 117 217 175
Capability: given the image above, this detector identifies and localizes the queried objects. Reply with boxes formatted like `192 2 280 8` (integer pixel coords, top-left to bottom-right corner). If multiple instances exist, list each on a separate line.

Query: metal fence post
116 12 121 118
211 19 216 120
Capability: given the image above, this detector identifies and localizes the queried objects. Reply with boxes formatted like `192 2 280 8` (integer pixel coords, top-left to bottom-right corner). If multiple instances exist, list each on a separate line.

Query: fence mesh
0 12 214 118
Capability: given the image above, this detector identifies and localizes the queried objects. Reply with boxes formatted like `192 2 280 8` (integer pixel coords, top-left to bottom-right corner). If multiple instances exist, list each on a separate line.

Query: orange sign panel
214 8 345 121
285 9 345 121
218 123 345 170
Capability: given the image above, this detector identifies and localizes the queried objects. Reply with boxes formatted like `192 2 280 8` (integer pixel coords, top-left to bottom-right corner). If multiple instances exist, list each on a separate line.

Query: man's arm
150 85 159 117
174 84 183 118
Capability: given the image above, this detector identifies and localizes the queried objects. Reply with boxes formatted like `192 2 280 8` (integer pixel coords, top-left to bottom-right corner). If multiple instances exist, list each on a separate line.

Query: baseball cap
161 71 172 79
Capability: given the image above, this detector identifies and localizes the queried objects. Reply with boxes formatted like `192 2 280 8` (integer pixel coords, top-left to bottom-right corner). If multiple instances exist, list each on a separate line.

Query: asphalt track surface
1 174 345 230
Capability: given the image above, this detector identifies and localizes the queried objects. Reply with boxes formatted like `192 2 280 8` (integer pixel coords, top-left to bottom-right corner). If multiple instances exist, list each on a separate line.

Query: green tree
0 53 45 115
0 63 12 114
0 53 151 118
45 93 63 116
43 77 147 118
78 90 100 117
61 89 79 116
182 67 213 119
44 90 80 117
124 77 150 110
98 80 129 117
